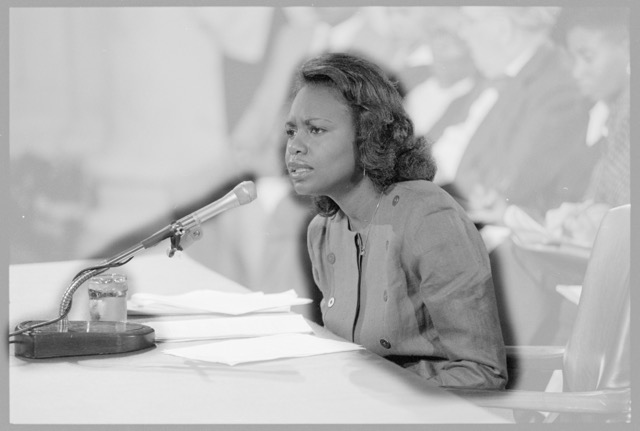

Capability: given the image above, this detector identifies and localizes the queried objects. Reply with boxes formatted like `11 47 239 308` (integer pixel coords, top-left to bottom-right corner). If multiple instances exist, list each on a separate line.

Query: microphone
103 181 257 263
11 180 258 359
157 180 258 256
173 180 257 233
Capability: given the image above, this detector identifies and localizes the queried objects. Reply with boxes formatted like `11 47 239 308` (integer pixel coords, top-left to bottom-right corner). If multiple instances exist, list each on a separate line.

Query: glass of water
88 273 128 322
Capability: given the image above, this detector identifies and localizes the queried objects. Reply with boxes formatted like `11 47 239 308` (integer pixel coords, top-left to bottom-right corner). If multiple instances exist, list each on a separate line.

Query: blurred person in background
287 52 507 389
432 6 596 226
403 7 486 144
492 7 630 358
10 8 274 263
421 7 602 352
539 7 630 246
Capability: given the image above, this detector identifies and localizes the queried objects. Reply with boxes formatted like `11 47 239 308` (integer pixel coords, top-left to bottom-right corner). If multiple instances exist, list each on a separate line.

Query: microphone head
233 181 257 205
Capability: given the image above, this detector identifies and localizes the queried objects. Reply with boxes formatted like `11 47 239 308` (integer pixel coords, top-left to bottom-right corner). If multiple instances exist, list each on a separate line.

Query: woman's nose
287 134 307 155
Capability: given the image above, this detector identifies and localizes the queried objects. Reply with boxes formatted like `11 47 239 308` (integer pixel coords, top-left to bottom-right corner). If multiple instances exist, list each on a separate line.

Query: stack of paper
129 288 362 365
163 333 364 366
143 314 313 342
128 289 312 316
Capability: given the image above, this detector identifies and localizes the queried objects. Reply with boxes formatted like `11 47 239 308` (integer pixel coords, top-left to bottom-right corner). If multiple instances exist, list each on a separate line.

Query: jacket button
392 195 400 206
380 339 391 349
327 297 335 307
383 291 388 302
327 253 336 264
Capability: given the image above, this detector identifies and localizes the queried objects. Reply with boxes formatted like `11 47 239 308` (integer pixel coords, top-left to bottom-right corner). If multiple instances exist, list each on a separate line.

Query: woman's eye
309 126 324 135
285 128 296 138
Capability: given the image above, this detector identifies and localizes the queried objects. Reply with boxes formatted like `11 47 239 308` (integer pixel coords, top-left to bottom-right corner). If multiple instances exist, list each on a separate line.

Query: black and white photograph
4 0 633 427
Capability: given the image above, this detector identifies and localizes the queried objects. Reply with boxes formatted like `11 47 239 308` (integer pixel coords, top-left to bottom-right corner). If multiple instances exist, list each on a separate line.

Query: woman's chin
290 180 312 196
292 182 323 198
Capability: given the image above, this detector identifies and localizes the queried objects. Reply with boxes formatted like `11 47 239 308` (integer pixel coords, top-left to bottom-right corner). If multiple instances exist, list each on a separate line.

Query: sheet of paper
163 333 364 365
556 284 582 305
128 289 312 316
479 225 512 253
142 314 313 342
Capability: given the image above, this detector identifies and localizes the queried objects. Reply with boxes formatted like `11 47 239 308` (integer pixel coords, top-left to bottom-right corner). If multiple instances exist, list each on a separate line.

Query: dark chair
448 204 631 423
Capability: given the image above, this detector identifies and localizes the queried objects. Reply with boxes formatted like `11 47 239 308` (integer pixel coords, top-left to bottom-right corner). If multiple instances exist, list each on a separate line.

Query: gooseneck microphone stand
9 181 257 359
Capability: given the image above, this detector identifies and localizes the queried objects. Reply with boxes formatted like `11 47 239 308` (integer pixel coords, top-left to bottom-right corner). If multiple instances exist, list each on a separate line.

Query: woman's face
567 26 629 102
284 84 359 198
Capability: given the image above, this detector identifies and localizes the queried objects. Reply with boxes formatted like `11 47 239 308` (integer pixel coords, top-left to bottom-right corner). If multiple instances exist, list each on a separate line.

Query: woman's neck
331 178 382 232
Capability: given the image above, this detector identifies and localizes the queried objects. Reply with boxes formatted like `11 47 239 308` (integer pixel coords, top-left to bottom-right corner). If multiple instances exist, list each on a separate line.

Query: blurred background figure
422 6 603 350
495 6 630 354
10 152 96 263
10 7 273 263
542 6 630 245
403 7 486 144
433 6 596 225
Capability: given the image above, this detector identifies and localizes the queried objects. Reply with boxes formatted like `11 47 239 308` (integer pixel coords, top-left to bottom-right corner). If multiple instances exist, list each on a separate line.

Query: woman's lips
287 161 313 179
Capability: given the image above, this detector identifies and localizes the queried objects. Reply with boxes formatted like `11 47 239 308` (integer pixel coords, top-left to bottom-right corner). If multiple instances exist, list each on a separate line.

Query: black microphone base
13 320 156 359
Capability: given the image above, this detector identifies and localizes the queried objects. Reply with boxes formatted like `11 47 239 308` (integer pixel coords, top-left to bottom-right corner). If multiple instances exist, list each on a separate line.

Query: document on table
128 289 312 316
556 284 582 305
163 333 364 365
143 313 313 342
504 205 592 249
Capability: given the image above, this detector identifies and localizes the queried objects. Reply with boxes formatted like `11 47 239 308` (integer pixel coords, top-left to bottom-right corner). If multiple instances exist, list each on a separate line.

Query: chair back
563 204 630 392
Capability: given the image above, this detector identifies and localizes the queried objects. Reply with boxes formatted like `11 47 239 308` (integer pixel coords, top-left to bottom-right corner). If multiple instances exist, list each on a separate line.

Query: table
9 251 511 424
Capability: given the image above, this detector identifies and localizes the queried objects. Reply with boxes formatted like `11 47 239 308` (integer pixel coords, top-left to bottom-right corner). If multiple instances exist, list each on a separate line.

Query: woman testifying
284 52 507 389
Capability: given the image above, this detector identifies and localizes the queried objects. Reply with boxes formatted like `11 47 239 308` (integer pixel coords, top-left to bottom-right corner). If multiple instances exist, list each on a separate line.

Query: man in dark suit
436 7 597 223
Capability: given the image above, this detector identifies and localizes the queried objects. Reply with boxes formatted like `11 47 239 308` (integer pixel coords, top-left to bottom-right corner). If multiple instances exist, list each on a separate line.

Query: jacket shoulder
389 181 462 215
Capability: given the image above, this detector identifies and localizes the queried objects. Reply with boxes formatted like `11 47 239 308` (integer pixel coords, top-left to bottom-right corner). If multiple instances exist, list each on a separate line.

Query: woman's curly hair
292 52 437 217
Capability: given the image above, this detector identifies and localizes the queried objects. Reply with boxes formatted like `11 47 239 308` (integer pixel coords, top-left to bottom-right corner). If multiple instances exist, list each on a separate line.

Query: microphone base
13 320 155 359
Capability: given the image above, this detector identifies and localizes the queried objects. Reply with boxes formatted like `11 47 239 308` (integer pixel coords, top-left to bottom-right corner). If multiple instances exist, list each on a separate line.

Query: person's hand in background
545 201 610 247
466 185 509 226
